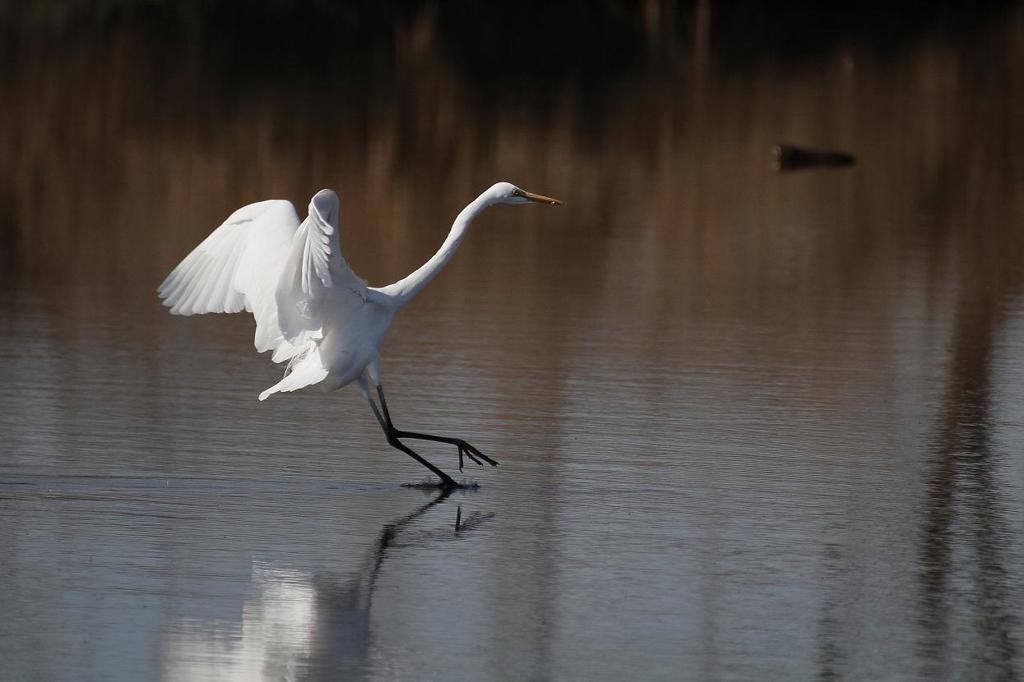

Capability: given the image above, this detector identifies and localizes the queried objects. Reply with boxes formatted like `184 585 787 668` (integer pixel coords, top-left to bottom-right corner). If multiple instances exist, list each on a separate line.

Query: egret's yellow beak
523 190 562 205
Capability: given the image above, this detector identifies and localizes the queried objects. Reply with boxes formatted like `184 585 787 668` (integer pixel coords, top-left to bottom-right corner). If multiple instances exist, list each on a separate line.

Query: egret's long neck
380 193 491 307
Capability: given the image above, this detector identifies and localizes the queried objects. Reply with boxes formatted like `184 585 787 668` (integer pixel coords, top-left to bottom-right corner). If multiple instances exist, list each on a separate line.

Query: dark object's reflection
298 489 493 680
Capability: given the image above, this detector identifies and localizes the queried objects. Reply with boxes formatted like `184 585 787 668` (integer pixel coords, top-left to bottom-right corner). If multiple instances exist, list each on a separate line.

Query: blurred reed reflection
918 248 1021 679
3 1 1023 313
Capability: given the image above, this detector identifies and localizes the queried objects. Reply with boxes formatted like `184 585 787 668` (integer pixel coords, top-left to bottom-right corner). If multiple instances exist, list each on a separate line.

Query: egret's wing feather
276 189 368 343
158 199 301 354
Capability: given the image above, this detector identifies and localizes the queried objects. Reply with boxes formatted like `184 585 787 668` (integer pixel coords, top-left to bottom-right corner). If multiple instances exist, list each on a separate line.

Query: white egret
158 182 561 487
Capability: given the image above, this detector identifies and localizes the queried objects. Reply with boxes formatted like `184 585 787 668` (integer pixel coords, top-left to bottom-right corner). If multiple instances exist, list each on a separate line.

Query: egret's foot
456 440 499 471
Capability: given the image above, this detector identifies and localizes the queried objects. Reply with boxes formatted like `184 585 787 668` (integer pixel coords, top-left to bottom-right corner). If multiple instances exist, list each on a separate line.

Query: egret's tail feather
258 345 328 401
270 329 323 364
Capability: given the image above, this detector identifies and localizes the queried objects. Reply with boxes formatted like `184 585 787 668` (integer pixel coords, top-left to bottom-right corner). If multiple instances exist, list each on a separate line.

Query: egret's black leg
376 386 499 471
391 430 496 470
366 389 457 487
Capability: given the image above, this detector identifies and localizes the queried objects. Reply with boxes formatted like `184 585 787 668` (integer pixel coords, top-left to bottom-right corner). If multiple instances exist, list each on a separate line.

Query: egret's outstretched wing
158 199 300 355
275 189 369 344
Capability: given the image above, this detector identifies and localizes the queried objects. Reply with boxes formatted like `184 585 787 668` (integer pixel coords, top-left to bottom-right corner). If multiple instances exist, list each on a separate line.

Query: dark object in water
773 144 856 171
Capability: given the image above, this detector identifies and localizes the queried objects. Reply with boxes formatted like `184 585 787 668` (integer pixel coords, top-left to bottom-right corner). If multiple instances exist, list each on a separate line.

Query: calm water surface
2 4 1024 680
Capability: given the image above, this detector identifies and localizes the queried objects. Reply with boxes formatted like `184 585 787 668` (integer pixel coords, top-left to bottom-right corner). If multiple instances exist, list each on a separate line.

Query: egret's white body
159 181 559 485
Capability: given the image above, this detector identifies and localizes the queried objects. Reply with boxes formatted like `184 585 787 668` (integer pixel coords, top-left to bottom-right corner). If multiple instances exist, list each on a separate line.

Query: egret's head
489 181 562 206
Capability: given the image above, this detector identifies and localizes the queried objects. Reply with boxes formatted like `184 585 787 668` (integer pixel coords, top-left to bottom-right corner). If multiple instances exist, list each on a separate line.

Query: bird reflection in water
162 490 492 681
298 489 492 680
